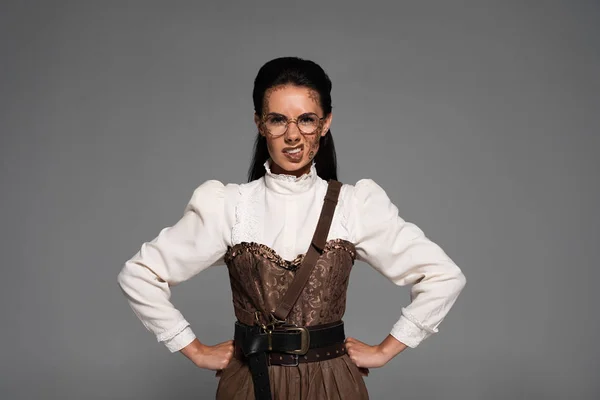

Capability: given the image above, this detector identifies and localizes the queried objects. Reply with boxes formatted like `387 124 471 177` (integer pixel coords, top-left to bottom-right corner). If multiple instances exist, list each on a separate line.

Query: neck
269 161 313 178
263 158 318 195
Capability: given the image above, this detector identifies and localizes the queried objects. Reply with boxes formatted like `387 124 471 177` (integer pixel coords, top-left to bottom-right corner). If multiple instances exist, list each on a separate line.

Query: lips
283 145 303 154
282 145 304 161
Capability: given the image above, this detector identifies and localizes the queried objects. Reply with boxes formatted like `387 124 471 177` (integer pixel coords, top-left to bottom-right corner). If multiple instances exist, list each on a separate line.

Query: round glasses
261 112 326 138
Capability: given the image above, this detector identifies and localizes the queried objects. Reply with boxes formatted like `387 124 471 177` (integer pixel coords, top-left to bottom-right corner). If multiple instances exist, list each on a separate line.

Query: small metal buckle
267 313 286 329
279 353 299 367
282 326 310 355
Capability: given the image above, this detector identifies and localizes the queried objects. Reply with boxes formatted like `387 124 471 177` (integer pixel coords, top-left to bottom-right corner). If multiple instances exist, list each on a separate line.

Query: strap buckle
281 326 310 355
254 312 310 355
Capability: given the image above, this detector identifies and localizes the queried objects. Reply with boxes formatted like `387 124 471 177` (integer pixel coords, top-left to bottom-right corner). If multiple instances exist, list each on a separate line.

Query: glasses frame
260 112 327 138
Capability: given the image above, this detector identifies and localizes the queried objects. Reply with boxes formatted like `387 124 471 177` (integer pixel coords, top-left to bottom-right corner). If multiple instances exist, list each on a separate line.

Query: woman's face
255 84 332 177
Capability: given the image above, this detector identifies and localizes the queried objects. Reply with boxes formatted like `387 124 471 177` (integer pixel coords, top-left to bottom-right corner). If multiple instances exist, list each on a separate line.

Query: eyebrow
265 112 318 118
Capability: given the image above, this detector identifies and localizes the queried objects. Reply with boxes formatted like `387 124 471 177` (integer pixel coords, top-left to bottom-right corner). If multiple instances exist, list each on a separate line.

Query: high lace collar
263 159 318 195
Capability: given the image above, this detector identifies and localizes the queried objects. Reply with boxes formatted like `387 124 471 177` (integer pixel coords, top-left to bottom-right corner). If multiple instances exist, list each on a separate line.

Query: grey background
1 1 598 399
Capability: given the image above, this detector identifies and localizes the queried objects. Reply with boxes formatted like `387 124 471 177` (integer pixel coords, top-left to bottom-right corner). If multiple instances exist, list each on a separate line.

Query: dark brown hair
247 57 337 182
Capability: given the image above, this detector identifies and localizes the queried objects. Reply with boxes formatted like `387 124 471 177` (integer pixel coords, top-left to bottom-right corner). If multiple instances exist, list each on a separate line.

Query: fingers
345 337 355 351
346 337 361 350
345 342 358 366
224 346 234 365
218 356 231 370
216 340 235 355
223 342 234 368
209 340 235 371
345 337 366 368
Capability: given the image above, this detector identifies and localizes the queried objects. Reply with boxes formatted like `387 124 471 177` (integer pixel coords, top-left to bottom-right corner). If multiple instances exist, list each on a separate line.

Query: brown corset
224 239 356 327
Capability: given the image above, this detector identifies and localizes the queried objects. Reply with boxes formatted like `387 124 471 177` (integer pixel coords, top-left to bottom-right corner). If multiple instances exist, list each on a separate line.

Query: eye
267 115 286 125
298 114 318 125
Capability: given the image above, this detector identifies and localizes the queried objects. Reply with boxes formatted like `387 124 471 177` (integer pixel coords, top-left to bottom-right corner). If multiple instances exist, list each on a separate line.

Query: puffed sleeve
117 180 229 352
347 179 466 348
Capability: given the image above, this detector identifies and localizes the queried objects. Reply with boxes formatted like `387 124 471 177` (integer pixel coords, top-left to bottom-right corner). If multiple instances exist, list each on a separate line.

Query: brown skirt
215 354 369 399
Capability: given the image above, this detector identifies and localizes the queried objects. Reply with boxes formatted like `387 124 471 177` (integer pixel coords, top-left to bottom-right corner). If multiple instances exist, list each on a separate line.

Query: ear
321 113 333 137
254 113 265 136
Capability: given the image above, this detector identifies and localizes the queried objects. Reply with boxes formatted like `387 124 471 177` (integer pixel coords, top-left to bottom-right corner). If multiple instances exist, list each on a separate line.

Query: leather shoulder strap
271 179 343 322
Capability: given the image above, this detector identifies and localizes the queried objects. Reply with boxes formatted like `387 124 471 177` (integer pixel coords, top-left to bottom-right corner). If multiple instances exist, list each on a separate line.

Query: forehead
263 84 321 114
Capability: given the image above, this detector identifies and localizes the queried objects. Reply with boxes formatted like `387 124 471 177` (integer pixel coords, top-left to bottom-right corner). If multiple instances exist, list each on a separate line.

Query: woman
117 56 466 399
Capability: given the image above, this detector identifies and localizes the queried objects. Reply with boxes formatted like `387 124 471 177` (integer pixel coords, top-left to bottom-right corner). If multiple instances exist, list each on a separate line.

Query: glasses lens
264 113 321 136
297 113 320 134
265 115 287 136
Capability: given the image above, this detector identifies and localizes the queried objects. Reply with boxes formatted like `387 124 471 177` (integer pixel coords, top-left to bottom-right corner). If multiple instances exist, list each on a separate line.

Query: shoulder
337 178 399 229
186 178 267 214
340 178 392 207
186 180 244 213
237 178 263 192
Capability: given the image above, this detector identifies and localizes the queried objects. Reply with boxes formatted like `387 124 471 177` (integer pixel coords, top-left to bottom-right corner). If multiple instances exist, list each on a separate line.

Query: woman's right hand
180 339 234 373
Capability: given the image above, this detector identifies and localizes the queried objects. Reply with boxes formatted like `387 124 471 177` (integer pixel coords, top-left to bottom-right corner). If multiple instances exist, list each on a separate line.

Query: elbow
116 265 128 291
458 271 467 291
117 262 135 293
452 266 466 294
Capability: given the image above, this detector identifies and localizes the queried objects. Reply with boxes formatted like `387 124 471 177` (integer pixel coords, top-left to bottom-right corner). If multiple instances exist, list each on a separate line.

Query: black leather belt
233 320 346 400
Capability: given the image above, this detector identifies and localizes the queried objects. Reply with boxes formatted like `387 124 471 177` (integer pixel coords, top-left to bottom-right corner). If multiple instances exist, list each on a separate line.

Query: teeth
285 148 301 154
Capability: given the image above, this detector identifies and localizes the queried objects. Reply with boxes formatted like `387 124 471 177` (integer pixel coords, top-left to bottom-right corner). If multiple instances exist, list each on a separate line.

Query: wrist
180 339 205 359
377 334 408 361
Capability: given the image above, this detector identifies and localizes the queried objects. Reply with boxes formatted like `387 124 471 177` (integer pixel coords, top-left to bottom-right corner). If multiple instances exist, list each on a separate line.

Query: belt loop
279 354 299 367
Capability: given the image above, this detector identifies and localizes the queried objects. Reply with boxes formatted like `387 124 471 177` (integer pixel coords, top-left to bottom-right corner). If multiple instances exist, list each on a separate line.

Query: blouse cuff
163 326 196 353
390 311 437 348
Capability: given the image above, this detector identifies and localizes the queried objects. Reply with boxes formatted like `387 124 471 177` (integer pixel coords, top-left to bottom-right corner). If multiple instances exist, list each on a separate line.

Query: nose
284 122 301 144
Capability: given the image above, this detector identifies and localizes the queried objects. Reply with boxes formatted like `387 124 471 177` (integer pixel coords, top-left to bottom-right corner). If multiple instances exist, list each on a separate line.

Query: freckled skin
262 85 287 117
307 89 320 105
255 84 331 177
308 133 320 160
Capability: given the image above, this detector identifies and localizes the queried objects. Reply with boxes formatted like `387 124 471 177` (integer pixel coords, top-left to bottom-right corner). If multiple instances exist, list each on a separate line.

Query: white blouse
117 160 466 353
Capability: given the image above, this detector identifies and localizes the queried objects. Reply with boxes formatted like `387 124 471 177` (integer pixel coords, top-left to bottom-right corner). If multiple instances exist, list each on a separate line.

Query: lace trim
390 315 433 348
231 182 261 244
402 308 438 333
156 319 190 342
328 184 349 240
264 159 316 182
163 327 196 353
224 239 356 270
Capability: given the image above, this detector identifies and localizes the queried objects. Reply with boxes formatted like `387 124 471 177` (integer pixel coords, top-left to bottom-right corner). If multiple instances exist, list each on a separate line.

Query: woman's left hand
345 334 407 372
344 337 390 370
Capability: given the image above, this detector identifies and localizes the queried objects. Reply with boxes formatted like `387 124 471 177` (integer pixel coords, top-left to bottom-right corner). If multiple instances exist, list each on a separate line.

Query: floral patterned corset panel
223 239 356 327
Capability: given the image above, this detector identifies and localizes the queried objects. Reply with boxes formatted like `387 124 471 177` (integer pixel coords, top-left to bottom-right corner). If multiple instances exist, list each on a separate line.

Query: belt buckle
282 326 310 355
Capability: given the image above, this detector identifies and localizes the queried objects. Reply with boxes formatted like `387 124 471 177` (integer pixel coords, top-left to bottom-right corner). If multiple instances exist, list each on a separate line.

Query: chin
271 157 311 176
